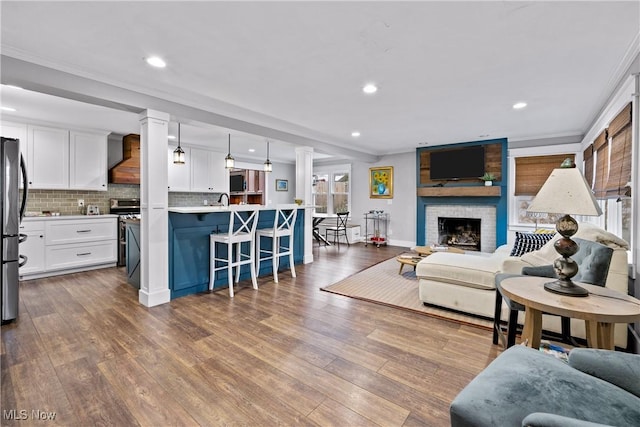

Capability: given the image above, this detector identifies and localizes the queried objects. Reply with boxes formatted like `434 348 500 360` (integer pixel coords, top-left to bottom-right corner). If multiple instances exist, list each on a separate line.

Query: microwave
230 174 245 192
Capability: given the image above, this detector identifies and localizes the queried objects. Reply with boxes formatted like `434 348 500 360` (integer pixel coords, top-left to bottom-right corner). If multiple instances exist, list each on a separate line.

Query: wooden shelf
416 186 501 197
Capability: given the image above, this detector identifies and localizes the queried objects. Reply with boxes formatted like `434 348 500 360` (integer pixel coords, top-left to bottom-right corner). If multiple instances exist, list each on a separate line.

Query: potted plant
480 172 496 186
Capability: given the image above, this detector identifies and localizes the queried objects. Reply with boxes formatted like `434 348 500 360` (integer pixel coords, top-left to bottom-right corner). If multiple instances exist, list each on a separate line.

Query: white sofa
416 223 630 348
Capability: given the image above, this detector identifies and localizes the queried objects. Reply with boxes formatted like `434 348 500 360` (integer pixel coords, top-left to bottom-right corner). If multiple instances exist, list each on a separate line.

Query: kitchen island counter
168 205 305 299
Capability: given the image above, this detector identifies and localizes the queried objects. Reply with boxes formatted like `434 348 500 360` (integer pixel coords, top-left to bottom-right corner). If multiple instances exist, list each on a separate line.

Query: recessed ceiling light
248 148 256 153
513 102 527 110
362 84 378 94
168 135 176 140
145 56 167 68
351 131 361 137
1 106 17 112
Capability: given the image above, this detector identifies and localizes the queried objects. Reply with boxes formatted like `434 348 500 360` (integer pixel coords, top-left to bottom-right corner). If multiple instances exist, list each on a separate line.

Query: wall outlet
203 199 208 206
78 199 84 207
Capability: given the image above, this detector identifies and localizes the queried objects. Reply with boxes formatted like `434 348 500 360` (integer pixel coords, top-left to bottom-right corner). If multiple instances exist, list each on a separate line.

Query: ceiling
1 1 639 164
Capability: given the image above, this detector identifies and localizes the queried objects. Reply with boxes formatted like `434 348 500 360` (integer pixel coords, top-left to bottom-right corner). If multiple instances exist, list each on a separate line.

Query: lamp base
544 279 589 297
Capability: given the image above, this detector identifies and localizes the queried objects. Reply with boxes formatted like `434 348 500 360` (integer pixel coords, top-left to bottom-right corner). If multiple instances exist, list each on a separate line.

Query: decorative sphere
556 214 578 238
554 237 579 257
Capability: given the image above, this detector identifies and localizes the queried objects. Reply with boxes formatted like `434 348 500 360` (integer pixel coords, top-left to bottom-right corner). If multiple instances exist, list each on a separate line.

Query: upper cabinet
168 145 228 193
167 145 191 192
26 124 108 191
27 125 70 189
0 121 28 187
70 131 107 190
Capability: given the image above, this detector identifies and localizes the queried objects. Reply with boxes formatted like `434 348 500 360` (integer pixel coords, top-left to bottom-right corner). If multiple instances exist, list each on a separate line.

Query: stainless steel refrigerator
1 137 28 323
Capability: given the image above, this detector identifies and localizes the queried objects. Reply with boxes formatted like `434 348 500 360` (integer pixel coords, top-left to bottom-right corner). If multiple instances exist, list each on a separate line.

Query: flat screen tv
429 145 485 180
229 174 244 192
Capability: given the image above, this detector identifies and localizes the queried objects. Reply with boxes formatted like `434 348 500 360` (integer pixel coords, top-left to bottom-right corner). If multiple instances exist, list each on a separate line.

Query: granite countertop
168 204 310 214
22 214 119 221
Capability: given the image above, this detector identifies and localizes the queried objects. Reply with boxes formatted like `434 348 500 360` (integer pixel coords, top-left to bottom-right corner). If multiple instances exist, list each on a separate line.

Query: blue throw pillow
509 232 555 257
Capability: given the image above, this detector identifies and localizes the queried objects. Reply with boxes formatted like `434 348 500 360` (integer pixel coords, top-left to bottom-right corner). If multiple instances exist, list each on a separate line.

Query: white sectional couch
416 223 630 348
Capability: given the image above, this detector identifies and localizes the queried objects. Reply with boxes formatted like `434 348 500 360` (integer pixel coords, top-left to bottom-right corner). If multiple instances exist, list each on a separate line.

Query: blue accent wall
168 209 304 299
415 138 508 247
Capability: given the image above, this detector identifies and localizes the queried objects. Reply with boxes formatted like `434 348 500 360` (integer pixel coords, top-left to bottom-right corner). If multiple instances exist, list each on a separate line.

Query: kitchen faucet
217 193 229 206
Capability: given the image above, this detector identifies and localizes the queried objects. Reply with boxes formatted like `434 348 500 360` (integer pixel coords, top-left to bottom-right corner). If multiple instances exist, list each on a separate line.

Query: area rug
320 256 493 330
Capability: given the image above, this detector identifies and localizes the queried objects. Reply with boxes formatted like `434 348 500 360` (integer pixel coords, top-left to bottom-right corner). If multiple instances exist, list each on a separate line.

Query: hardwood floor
1 243 502 426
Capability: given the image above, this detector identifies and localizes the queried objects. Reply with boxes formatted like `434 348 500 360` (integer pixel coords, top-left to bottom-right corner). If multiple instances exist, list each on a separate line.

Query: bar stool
209 209 259 297
256 207 297 283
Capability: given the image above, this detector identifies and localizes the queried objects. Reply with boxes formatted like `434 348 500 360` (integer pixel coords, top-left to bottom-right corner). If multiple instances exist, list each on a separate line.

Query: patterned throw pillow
509 232 556 257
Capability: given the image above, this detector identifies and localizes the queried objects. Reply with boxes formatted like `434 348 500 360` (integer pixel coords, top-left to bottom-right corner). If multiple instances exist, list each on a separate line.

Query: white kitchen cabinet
190 148 229 192
0 121 28 188
70 131 108 191
209 151 229 193
167 145 191 192
27 125 70 189
18 221 46 276
19 216 117 280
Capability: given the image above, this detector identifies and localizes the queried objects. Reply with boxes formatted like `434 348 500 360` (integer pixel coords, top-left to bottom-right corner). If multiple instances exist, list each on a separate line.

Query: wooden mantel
417 186 501 197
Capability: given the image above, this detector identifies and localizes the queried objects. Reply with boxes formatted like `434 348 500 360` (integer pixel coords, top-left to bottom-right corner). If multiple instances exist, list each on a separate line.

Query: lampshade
527 161 603 297
173 123 185 165
527 166 602 217
263 140 272 173
224 133 234 169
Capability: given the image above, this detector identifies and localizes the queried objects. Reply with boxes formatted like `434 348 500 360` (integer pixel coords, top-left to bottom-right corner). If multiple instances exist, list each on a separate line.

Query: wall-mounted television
429 145 485 180
229 174 245 192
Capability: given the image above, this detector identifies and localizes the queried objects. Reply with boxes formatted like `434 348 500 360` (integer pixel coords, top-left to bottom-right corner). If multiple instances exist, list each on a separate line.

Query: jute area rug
320 256 493 330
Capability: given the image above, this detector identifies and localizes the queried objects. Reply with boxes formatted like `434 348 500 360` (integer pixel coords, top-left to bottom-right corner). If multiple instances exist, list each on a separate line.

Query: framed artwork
275 179 288 191
369 166 393 198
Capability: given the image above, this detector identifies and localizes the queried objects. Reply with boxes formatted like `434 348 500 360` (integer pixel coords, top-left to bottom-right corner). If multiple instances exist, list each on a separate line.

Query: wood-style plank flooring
1 243 502 426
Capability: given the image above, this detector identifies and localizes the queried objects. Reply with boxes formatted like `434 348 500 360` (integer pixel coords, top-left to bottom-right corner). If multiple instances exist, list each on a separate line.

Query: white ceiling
1 1 639 163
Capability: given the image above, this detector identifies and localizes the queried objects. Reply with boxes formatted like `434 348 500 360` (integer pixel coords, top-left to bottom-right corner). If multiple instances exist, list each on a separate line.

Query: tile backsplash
24 184 222 215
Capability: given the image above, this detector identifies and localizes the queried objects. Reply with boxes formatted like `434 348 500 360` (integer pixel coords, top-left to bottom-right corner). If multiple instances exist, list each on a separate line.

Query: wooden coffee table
396 246 465 274
500 276 640 350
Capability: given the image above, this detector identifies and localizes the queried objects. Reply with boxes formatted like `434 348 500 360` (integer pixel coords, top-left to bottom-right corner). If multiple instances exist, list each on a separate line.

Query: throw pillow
509 232 556 257
522 265 556 278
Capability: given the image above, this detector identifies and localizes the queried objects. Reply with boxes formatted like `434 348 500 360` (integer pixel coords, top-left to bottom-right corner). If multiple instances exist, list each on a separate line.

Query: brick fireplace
426 205 497 252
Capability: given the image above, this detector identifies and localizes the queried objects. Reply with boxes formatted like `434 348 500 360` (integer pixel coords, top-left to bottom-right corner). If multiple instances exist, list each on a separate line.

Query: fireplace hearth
438 217 481 251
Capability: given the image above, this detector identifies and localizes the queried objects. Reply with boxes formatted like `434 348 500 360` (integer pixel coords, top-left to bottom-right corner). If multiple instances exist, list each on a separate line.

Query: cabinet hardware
76 230 92 233
76 252 91 256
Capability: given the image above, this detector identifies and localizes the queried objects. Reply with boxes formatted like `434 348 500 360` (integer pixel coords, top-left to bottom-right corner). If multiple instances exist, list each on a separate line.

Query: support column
295 146 314 264
138 109 171 307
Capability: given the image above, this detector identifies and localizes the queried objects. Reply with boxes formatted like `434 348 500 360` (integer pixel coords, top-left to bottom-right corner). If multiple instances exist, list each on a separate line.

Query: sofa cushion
450 345 640 427
509 231 555 257
416 252 503 290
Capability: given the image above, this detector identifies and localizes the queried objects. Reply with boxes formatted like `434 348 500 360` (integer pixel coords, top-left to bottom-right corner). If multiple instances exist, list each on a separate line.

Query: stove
110 198 140 266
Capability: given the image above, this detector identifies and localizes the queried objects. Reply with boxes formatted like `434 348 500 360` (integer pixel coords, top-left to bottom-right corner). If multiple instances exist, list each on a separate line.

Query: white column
138 109 171 307
295 146 314 264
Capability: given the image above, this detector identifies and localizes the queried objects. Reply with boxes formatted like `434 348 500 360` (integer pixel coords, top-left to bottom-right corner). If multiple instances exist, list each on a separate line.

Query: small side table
500 276 640 350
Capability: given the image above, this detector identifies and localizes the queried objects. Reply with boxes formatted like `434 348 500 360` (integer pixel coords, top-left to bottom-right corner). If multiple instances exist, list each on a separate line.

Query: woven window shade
514 154 575 196
593 130 608 199
605 103 632 197
583 144 594 189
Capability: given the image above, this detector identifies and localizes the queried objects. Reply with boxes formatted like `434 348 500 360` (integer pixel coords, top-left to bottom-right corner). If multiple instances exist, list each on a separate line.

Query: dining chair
256 207 297 283
209 209 259 297
325 212 350 246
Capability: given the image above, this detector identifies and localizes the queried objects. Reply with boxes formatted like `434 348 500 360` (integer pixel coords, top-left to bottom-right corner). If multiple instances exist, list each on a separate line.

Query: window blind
605 103 632 197
583 144 594 189
514 154 575 196
593 130 608 199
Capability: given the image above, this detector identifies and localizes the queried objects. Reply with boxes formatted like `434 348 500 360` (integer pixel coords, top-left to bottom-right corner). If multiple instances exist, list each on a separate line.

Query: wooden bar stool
256 207 297 283
209 209 259 297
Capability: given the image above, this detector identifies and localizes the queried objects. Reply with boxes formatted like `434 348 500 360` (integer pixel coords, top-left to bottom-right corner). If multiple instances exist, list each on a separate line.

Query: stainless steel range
109 198 140 266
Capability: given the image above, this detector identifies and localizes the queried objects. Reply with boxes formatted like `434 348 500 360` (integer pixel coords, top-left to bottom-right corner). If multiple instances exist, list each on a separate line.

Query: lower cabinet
19 216 117 280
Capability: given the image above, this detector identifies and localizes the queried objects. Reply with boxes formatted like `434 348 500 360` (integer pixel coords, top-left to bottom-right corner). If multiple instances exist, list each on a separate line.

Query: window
313 164 351 215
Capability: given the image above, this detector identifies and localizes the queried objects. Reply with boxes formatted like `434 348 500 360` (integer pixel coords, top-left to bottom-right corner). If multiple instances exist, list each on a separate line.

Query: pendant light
173 123 185 164
224 133 235 169
263 139 273 173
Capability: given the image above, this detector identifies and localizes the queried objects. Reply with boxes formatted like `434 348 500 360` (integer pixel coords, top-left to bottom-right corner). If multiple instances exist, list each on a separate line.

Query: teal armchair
450 346 640 427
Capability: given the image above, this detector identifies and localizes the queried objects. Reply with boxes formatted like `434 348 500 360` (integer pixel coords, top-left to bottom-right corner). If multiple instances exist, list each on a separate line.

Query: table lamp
527 159 602 297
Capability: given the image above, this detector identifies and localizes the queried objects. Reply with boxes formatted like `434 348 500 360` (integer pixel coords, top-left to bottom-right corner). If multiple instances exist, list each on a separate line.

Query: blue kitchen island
167 205 305 299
